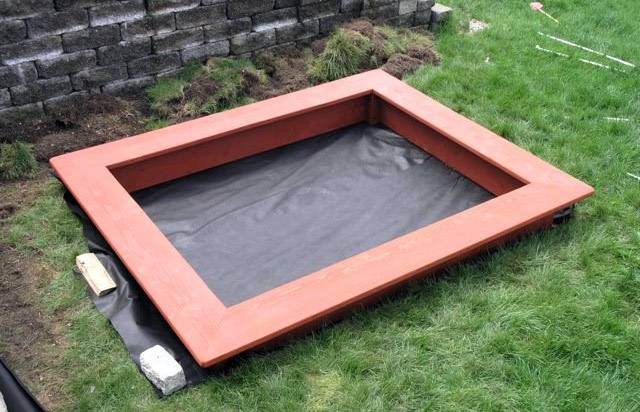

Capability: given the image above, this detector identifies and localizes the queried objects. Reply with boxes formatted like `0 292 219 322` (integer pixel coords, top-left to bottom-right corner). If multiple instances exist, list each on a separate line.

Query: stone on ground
139 345 186 396
469 19 489 33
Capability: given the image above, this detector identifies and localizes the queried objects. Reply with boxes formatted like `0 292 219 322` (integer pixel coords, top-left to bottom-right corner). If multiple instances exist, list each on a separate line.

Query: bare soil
253 44 313 100
1 95 147 161
0 171 69 410
381 53 424 78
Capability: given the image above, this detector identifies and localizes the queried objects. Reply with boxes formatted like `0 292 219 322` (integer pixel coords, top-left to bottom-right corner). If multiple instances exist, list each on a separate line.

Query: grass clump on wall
144 19 439 130
0 141 38 180
308 29 372 82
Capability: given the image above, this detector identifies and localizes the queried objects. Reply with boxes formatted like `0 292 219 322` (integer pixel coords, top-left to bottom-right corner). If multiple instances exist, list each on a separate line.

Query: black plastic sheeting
0 358 43 412
65 123 494 388
66 195 218 387
133 123 493 306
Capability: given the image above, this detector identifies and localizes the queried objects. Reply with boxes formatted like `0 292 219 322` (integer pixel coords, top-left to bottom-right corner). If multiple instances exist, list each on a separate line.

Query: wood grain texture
51 70 594 367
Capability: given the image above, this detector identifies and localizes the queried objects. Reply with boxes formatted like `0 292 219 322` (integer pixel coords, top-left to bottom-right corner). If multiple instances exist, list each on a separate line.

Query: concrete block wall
0 0 437 120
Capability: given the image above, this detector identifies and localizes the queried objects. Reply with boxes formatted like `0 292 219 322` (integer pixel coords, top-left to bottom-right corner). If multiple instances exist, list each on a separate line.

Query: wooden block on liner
76 253 116 296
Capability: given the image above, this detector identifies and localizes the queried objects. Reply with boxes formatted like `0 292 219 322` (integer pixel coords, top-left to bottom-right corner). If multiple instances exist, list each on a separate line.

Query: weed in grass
0 141 38 180
308 29 372 82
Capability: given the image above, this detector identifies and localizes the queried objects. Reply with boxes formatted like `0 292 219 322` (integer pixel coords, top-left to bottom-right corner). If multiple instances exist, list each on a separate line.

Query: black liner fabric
65 194 215 388
0 358 43 412
133 123 494 306
64 122 494 389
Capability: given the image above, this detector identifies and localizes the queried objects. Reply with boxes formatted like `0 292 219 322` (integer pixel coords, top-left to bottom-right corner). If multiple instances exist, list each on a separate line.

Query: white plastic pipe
535 45 627 73
538 32 636 68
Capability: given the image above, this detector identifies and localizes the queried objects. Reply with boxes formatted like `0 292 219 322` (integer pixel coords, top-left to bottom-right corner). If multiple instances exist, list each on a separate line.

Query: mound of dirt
253 46 313 100
342 19 389 63
406 43 441 65
381 53 424 78
335 18 439 78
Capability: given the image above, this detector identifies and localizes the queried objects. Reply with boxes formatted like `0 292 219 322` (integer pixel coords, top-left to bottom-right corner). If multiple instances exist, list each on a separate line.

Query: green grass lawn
5 0 640 409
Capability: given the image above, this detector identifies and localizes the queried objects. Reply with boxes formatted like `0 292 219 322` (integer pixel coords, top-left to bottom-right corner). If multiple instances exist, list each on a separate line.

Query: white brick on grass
430 3 452 22
140 345 186 396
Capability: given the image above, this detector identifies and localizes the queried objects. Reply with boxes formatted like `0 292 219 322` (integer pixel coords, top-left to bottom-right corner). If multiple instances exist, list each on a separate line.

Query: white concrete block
0 390 7 412
140 345 186 395
431 3 452 22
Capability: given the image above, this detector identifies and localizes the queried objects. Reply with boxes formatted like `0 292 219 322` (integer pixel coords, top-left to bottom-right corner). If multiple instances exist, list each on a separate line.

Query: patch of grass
146 58 265 125
0 141 38 180
144 62 201 121
308 29 372 82
377 25 434 58
144 117 172 131
7 0 640 409
310 21 439 81
186 57 264 115
5 181 87 312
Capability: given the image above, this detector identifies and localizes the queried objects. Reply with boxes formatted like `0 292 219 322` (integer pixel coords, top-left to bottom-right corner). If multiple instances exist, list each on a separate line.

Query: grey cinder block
0 103 44 126
89 0 145 27
27 9 89 38
0 0 54 21
147 0 200 15
399 0 417 14
62 25 121 53
276 19 319 43
121 14 176 41
204 18 252 42
276 0 299 8
128 52 181 77
417 0 435 11
228 0 276 19
253 8 298 32
230 29 276 54
0 20 27 46
97 38 152 64
175 4 226 29
153 28 204 53
341 0 364 13
43 91 89 115
0 89 11 109
36 50 97 78
0 63 38 88
0 36 63 65
102 76 154 95
71 65 128 90
10 76 72 105
300 0 340 19
181 40 229 63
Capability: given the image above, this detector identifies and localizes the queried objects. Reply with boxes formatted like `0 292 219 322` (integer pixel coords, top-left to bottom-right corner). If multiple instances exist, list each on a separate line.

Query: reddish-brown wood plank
51 70 594 367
